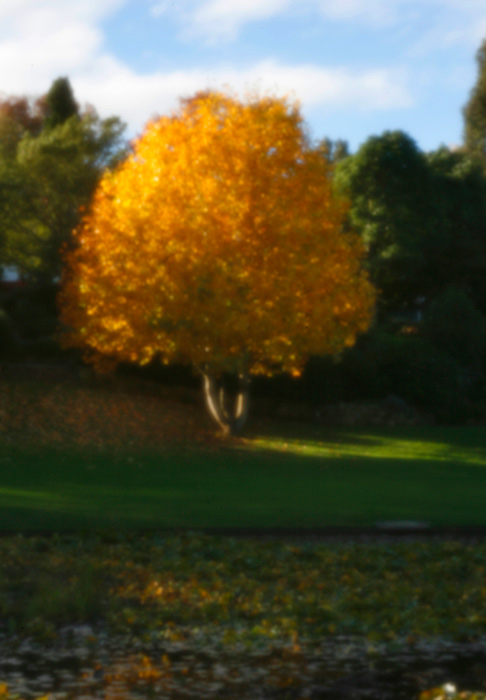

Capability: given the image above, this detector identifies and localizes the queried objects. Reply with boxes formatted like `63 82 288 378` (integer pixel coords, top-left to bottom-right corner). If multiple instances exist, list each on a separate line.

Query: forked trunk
202 371 250 436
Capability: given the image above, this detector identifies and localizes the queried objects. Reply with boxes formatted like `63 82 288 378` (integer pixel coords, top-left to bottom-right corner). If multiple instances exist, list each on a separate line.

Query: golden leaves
60 89 375 376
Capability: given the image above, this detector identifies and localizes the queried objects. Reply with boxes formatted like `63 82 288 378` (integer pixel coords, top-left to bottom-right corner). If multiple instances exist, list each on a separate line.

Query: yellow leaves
60 88 375 377
100 318 130 333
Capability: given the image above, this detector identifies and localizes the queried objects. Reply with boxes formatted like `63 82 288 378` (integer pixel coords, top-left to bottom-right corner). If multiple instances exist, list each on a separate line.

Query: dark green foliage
318 137 349 164
43 77 79 130
334 125 486 317
330 117 486 421
427 148 486 313
423 286 486 368
253 324 483 423
0 282 66 360
0 308 20 359
463 39 486 160
365 332 465 421
81 110 128 171
335 326 485 422
261 326 483 423
335 131 445 312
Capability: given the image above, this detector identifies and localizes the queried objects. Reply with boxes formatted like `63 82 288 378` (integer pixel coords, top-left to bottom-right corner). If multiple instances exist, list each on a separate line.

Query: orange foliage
60 90 375 377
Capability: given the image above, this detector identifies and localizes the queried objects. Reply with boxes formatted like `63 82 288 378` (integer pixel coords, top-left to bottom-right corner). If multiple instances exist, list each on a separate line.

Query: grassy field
0 377 485 530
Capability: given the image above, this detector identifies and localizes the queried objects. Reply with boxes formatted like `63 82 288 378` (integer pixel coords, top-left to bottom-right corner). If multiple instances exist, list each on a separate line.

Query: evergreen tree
43 77 79 130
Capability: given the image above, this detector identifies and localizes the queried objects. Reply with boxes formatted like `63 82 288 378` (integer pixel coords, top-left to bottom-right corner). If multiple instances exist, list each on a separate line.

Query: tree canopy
0 78 127 281
427 147 486 313
43 77 79 130
463 39 486 161
60 90 375 433
334 131 446 312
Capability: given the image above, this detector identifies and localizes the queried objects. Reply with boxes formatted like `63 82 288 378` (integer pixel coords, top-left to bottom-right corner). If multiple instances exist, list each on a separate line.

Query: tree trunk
201 371 250 436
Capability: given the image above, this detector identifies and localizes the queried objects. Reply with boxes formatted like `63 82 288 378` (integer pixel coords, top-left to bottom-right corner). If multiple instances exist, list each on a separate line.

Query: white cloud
158 0 486 48
183 0 292 42
236 61 412 110
74 59 413 139
316 0 399 25
0 0 125 33
316 0 486 54
0 0 127 97
0 0 413 138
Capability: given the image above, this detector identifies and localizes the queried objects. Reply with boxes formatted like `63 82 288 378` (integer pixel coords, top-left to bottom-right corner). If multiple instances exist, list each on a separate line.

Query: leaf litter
1 533 486 699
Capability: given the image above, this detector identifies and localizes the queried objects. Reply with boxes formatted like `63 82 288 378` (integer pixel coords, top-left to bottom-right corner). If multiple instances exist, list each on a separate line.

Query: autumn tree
60 91 375 434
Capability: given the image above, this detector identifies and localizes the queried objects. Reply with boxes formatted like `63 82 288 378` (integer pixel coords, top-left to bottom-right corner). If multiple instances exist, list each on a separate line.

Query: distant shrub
0 283 64 361
0 309 21 359
252 327 471 421
423 286 486 368
361 330 478 422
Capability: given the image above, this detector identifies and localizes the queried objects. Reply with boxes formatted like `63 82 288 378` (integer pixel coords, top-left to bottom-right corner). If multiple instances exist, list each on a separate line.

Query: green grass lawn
1 422 485 530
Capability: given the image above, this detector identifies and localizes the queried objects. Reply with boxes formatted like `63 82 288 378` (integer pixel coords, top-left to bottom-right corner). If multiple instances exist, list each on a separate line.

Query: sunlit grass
242 429 486 466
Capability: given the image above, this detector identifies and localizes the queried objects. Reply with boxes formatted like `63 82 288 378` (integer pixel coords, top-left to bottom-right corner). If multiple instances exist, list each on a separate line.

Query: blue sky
1 0 486 152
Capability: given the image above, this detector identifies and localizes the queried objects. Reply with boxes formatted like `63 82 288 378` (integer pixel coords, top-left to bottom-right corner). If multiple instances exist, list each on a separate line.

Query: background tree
60 90 375 434
334 131 446 313
427 147 486 313
0 79 127 363
463 39 486 162
422 285 486 369
0 95 44 158
318 138 349 165
0 78 127 282
0 95 46 270
43 77 79 130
